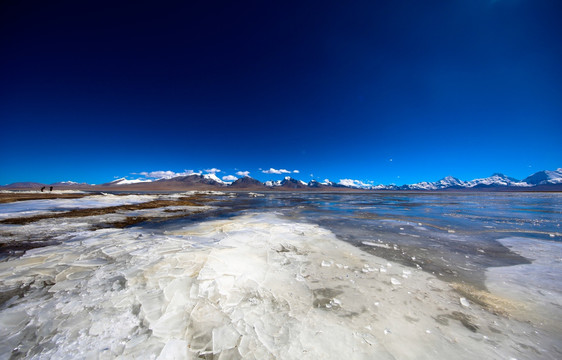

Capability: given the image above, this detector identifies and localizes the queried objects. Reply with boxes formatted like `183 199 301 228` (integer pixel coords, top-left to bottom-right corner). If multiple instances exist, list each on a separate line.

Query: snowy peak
465 174 529 188
108 178 153 185
160 174 225 186
337 179 374 189
523 168 562 185
308 180 325 188
438 176 464 187
203 173 225 185
264 180 282 187
279 177 308 189
408 176 464 190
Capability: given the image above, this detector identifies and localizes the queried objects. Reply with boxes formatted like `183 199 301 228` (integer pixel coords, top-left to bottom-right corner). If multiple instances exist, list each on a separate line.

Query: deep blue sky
1 0 561 185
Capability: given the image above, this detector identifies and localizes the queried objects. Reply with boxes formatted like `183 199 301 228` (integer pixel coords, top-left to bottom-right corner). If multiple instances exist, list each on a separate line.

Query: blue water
152 192 562 288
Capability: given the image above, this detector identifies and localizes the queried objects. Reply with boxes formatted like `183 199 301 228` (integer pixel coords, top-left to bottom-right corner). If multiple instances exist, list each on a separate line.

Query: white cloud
222 175 238 181
204 168 221 174
138 170 200 179
236 171 250 177
262 168 291 174
293 170 300 173
338 179 373 189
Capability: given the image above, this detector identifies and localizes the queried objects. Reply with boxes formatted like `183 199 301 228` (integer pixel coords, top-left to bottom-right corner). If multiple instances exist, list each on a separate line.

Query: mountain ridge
2 169 561 192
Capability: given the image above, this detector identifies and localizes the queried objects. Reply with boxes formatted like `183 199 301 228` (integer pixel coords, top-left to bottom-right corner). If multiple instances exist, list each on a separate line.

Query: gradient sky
1 0 561 185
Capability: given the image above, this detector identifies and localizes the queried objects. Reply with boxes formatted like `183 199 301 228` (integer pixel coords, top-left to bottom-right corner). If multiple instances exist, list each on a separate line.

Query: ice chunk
321 260 332 267
157 339 188 360
460 297 470 307
390 278 401 285
212 324 240 353
0 310 29 331
362 241 391 249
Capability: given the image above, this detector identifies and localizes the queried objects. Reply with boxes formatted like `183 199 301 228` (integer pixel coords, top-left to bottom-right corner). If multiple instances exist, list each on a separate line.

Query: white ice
486 237 562 338
0 193 159 220
0 214 557 359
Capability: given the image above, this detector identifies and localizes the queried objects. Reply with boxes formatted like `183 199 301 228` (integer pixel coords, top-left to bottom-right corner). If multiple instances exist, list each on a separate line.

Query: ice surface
0 213 559 359
486 237 562 338
0 190 86 194
0 193 158 219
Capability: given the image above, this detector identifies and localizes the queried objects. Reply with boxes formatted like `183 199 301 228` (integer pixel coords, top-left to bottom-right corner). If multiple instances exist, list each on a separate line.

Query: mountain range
2 169 561 192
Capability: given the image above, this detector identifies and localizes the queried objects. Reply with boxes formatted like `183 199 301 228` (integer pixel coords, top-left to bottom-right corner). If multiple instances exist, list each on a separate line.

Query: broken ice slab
212 324 240 353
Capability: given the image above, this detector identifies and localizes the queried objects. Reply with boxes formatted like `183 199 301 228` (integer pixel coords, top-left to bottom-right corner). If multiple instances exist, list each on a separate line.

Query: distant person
49 186 53 192
41 186 45 192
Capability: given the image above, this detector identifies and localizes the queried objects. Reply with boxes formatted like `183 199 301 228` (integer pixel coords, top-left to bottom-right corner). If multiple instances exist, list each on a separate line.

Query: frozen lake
0 191 560 359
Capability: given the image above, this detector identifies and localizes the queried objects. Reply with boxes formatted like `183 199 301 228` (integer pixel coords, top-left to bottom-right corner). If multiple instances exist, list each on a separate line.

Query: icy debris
391 278 401 286
362 241 391 249
321 260 333 267
326 298 342 309
384 328 391 335
460 297 470 307
362 264 376 273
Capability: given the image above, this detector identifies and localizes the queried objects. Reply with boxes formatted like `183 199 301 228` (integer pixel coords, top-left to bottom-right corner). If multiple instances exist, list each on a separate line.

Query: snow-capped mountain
405 174 533 190
202 173 226 185
523 168 562 185
337 179 374 189
464 173 530 188
408 176 465 190
264 180 282 187
108 178 153 185
279 177 308 189
5 168 561 191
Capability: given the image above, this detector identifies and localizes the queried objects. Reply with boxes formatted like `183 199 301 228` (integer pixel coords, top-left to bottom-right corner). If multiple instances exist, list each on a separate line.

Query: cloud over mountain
222 175 238 181
262 168 291 174
138 170 200 179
